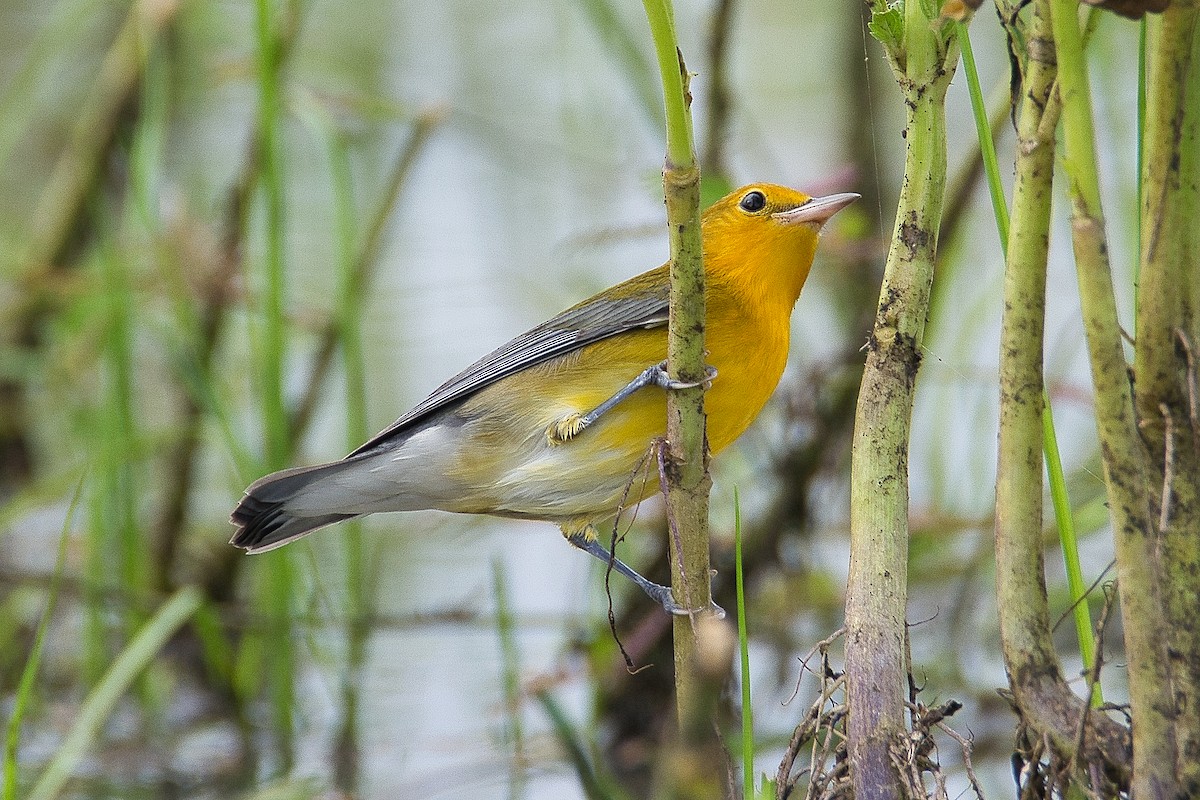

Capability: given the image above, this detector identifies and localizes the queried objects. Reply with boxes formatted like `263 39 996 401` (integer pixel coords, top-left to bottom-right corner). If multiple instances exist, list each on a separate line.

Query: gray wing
349 286 669 456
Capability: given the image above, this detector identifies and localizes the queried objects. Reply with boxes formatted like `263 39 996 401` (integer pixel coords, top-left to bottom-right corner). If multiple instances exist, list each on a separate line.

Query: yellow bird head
702 183 859 317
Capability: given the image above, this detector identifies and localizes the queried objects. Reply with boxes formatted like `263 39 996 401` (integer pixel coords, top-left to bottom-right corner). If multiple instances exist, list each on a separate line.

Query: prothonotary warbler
231 184 857 614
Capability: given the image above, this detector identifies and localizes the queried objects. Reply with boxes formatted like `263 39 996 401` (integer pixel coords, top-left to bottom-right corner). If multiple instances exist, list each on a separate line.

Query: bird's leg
547 360 717 445
564 524 725 618
565 525 686 615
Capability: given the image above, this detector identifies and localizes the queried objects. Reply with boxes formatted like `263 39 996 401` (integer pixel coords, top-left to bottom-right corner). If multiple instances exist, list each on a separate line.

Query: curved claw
653 362 719 391
644 583 688 616
546 413 587 445
645 583 726 618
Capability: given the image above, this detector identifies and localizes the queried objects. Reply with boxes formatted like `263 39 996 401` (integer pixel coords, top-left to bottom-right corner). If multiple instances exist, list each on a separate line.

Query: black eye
739 190 766 212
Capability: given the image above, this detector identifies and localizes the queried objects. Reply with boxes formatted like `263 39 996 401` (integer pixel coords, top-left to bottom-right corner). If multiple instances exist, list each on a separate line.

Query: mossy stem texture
1135 0 1200 791
996 1 1057 707
969 3 1099 704
1048 0 1184 793
847 3 957 795
994 0 1130 780
641 2 711 617
642 2 721 796
661 160 711 638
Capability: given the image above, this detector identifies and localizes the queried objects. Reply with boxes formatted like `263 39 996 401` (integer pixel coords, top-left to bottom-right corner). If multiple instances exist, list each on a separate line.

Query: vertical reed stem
850 3 957 794
253 0 295 771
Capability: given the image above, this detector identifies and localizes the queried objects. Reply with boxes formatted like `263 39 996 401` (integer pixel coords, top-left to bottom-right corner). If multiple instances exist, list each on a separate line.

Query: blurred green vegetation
0 0 1152 797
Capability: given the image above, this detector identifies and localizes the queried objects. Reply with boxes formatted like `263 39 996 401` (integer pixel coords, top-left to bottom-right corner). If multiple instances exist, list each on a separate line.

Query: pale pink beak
773 192 860 226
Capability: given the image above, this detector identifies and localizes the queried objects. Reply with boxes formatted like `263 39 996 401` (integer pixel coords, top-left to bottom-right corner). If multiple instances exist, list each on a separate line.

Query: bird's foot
644 581 726 618
545 363 717 447
648 361 719 392
546 413 588 445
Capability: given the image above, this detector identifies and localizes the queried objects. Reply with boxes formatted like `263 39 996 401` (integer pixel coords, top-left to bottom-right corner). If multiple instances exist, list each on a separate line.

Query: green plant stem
1051 0 1103 216
288 109 443 439
253 0 295 773
82 203 145 680
641 0 712 682
324 121 369 793
3 479 82 800
957 24 1009 249
154 1 306 598
1040 409 1097 687
536 690 621 800
958 18 1098 702
27 586 202 800
660 149 710 638
642 1 694 169
1050 0 1171 791
1134 0 1200 788
991 1 1129 779
734 488 753 800
641 3 721 797
849 5 957 795
256 0 289 467
21 1 175 270
1135 16 1146 328
102 227 144 624
492 558 527 795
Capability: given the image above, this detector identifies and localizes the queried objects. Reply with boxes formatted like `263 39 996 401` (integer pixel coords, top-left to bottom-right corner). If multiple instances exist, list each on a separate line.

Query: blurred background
0 0 1144 797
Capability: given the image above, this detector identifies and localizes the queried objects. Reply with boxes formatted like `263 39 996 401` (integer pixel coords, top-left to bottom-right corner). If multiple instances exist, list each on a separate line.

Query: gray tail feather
229 461 360 553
